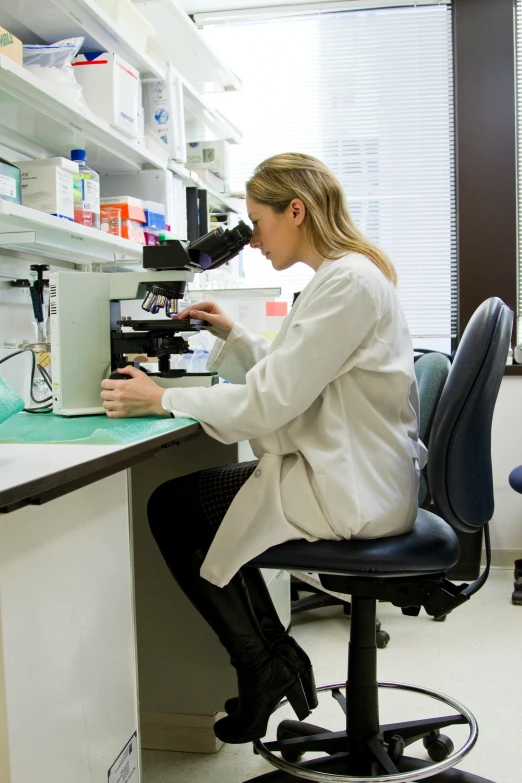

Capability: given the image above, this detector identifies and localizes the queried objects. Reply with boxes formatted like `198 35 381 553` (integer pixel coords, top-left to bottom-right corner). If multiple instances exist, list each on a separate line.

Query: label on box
108 732 138 783
0 173 16 199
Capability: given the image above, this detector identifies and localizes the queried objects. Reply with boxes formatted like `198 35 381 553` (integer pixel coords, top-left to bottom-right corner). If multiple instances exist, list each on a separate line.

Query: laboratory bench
0 414 243 783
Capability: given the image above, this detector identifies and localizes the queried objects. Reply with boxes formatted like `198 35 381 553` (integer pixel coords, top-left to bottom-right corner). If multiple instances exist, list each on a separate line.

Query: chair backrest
414 353 452 507
428 298 513 533
414 353 451 444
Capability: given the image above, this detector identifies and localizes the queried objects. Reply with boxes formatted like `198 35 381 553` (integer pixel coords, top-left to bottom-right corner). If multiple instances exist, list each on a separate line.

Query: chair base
249 680 479 783
244 755 496 783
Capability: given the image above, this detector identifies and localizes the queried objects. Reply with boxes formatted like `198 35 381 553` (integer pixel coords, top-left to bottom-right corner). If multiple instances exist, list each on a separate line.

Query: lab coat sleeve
161 271 379 444
205 320 272 384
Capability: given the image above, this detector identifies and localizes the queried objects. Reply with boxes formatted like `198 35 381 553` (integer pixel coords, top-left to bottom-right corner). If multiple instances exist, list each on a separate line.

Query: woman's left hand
100 366 170 418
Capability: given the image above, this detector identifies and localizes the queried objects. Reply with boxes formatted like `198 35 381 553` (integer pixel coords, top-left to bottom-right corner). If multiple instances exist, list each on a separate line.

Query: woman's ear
290 198 306 227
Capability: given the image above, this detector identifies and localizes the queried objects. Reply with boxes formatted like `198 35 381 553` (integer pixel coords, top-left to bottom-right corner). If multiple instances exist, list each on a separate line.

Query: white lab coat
162 253 426 587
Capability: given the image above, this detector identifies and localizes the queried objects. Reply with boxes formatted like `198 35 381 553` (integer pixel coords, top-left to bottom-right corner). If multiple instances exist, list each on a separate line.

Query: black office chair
289 351 452 643
244 297 512 783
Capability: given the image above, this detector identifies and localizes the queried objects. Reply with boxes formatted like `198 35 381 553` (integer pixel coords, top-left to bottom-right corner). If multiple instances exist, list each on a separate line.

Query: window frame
453 0 519 373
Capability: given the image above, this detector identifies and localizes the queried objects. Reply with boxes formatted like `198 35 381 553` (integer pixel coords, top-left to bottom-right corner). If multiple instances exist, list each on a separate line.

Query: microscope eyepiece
188 221 252 269
141 220 253 314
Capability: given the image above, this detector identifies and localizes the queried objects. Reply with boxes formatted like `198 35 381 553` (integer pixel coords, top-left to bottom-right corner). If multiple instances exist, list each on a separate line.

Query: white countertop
0 443 125 497
0 420 200 513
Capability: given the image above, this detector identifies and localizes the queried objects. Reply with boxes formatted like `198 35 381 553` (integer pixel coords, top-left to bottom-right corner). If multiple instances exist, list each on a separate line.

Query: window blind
202 2 456 349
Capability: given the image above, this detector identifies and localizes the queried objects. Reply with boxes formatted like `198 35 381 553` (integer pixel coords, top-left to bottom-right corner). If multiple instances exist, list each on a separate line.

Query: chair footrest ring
252 681 479 783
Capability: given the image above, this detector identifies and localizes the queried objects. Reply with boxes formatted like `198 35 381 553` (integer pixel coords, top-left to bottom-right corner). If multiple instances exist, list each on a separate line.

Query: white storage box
186 140 230 181
16 158 78 221
93 0 156 52
72 53 140 139
143 65 186 163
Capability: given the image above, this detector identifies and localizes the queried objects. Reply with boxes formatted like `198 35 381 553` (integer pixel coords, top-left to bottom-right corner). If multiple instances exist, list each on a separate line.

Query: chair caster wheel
387 734 405 765
276 722 305 764
434 614 447 622
376 630 390 648
423 731 454 761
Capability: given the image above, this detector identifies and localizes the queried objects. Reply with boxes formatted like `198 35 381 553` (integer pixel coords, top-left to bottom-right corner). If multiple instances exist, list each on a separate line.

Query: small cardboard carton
0 27 23 67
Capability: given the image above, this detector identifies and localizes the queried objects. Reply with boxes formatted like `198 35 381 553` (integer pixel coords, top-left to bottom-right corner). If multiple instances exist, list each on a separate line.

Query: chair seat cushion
248 508 460 578
509 465 522 494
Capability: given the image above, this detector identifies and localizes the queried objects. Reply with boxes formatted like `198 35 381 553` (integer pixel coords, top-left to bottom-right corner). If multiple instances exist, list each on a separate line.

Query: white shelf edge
134 0 242 93
186 288 282 298
0 201 144 264
168 160 199 185
52 0 166 79
0 55 168 174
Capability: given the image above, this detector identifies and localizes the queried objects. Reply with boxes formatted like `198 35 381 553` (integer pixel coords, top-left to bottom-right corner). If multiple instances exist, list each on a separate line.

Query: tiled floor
143 568 522 783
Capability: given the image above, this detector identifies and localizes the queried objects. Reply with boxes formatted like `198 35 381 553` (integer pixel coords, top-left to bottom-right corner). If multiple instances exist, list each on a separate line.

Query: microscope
49 222 252 416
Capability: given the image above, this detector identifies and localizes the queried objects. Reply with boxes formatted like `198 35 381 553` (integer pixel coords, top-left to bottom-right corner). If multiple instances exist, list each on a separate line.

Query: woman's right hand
174 300 234 340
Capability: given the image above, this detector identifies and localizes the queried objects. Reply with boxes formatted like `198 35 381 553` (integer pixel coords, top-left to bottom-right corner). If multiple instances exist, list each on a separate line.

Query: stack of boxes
100 196 166 244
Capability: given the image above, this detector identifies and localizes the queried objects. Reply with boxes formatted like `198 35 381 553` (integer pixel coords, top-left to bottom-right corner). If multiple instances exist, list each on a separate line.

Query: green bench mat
0 412 197 446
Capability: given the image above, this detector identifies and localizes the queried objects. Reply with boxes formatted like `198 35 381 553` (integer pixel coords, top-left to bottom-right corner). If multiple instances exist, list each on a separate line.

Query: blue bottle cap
71 149 87 161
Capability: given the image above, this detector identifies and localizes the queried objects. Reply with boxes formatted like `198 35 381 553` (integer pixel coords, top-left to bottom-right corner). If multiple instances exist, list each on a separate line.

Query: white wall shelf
134 0 242 93
0 55 167 175
5 0 165 79
52 0 166 78
0 202 144 265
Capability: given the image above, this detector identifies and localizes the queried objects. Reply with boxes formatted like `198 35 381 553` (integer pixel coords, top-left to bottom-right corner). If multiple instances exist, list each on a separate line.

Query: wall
489 377 522 561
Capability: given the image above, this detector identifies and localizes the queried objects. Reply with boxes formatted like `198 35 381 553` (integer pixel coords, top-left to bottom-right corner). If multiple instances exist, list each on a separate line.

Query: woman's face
246 196 305 271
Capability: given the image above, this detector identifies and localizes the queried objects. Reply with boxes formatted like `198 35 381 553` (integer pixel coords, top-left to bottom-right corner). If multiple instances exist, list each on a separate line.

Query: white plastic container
93 0 156 52
72 52 140 139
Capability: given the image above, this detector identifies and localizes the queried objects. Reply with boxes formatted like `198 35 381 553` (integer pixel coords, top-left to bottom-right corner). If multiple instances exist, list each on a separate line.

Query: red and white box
72 52 140 139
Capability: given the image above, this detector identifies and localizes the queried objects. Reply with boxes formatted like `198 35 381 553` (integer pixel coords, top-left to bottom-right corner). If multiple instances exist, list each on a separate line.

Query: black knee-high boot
148 481 310 744
161 547 311 743
223 568 318 714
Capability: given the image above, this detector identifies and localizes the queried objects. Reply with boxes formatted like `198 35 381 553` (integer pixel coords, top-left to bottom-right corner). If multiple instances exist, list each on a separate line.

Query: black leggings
147 460 259 565
147 460 288 665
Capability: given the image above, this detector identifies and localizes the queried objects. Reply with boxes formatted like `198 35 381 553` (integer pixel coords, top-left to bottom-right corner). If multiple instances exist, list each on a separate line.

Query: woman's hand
174 300 234 340
100 366 169 418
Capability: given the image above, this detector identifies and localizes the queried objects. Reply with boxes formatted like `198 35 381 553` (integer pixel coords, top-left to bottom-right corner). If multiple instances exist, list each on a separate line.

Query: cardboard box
72 53 140 139
100 196 146 222
18 161 76 221
186 141 230 181
0 27 23 66
0 158 22 205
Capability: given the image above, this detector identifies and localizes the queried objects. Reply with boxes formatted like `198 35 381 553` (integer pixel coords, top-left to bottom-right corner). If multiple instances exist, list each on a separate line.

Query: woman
100 152 425 745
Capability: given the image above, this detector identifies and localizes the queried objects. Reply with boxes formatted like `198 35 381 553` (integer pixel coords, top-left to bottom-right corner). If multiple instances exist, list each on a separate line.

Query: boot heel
302 666 318 709
285 678 311 721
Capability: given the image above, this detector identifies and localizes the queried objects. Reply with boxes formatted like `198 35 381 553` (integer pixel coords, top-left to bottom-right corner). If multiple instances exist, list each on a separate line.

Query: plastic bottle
70 149 100 229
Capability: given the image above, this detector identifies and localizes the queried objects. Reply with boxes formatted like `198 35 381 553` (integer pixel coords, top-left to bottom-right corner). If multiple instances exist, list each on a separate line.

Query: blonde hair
246 152 397 286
